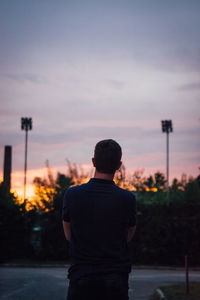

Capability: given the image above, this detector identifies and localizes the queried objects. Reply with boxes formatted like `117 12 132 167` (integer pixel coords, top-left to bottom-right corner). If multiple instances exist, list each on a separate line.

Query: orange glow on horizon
145 187 158 192
1 163 198 204
11 184 35 201
0 167 49 201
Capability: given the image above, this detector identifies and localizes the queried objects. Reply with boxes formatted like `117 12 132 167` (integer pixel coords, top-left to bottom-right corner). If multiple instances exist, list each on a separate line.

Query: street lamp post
21 117 32 202
161 120 173 194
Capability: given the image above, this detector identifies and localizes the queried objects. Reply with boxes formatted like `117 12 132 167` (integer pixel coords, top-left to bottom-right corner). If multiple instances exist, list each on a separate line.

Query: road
0 267 199 300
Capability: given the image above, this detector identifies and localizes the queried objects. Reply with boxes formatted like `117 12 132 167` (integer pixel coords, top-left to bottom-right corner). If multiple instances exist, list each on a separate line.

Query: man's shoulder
64 182 89 195
114 185 136 200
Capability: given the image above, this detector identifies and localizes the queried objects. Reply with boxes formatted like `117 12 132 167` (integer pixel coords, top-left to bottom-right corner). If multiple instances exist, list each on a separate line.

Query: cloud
106 79 125 90
1 0 200 184
0 125 157 148
178 82 200 91
4 73 44 84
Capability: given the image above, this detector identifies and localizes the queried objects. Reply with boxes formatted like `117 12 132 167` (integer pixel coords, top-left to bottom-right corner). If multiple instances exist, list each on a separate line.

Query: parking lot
0 267 200 300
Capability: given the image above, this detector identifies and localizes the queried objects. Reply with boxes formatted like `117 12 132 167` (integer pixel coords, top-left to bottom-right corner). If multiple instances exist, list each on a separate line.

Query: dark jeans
67 273 129 300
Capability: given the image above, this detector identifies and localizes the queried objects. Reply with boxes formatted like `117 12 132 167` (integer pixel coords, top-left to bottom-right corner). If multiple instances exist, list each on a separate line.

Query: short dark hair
94 139 122 174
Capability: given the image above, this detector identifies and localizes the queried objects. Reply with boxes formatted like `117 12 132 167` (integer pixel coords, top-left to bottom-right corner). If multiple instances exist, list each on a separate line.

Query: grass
150 282 200 300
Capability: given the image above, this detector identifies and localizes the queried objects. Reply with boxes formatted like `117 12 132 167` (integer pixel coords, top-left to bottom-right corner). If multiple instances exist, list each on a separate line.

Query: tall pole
166 130 169 194
161 120 173 195
21 117 32 203
24 128 28 201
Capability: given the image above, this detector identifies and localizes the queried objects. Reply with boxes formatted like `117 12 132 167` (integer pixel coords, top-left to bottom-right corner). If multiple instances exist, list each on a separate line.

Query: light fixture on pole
21 117 32 202
161 120 173 194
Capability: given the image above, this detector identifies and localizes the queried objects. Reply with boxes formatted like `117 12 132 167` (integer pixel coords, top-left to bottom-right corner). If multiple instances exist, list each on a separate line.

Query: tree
32 160 74 212
32 163 74 259
154 172 166 190
131 169 146 191
144 175 154 190
0 183 33 261
115 164 133 190
66 159 92 185
184 175 200 203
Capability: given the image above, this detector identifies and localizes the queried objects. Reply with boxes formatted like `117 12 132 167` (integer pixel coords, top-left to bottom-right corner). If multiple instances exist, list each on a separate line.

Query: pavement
0 266 199 300
130 268 200 299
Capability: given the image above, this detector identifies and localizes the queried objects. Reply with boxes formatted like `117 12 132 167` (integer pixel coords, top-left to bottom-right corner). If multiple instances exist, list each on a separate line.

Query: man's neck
93 170 114 181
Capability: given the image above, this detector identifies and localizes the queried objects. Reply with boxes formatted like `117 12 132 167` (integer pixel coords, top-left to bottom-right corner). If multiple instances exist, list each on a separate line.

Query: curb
156 288 166 300
0 263 69 268
0 263 200 271
132 265 200 271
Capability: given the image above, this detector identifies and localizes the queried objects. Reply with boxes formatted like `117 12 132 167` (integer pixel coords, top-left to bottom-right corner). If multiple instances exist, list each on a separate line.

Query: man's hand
62 221 71 241
127 226 136 242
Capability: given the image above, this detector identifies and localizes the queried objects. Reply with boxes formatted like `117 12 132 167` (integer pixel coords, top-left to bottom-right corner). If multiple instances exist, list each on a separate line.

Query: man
62 139 137 300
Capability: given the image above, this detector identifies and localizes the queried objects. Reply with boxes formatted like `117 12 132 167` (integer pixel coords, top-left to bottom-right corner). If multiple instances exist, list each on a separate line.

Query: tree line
0 162 199 266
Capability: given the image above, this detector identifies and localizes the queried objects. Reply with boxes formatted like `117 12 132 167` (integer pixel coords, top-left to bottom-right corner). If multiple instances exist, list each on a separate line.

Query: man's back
62 177 136 282
62 139 137 300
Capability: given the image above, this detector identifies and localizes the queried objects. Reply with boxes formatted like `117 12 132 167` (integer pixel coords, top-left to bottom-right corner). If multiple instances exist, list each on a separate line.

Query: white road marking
156 288 166 299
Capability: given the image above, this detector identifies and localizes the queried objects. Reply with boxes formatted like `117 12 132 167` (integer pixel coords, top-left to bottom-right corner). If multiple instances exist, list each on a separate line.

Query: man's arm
127 225 136 242
62 221 71 241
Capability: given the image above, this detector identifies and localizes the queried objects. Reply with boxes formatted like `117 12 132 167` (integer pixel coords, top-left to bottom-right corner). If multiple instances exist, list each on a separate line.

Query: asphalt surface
0 267 199 300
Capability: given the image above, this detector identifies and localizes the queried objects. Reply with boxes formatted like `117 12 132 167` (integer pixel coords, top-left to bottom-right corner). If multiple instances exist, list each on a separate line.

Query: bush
0 183 34 261
131 197 200 266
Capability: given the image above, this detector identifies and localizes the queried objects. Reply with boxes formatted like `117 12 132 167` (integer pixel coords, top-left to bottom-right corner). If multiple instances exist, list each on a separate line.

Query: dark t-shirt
62 178 137 282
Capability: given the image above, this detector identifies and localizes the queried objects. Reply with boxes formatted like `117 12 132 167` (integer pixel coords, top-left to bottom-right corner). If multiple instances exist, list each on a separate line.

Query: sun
11 184 35 201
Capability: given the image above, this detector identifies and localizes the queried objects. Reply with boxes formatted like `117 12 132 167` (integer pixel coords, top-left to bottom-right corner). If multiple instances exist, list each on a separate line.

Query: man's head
92 139 122 174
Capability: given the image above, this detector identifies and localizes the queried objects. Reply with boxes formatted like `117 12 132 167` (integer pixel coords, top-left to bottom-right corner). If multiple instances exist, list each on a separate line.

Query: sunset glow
0 159 198 202
1 0 199 199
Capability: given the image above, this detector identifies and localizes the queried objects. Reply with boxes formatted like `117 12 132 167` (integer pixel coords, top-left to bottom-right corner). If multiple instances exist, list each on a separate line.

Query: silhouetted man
62 139 137 300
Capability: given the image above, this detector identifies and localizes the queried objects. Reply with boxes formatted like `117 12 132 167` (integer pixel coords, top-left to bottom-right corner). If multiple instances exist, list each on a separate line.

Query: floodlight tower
21 117 32 201
161 120 173 194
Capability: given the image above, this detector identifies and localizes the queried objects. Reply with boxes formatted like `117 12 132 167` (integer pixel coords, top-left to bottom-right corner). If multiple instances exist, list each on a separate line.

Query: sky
0 0 200 198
